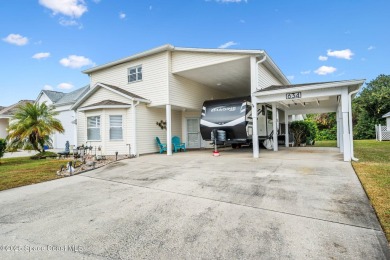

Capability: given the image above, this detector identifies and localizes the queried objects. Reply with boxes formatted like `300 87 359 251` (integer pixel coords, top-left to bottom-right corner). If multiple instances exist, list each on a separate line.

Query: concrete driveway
0 147 389 259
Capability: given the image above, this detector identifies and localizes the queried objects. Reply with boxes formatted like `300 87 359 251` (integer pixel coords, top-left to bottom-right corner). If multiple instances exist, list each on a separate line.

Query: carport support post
341 90 351 161
166 104 172 156
252 100 259 158
285 112 289 147
272 103 278 151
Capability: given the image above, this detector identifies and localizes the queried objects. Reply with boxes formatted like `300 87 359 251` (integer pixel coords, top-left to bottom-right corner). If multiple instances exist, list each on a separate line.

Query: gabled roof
55 85 90 105
254 79 365 95
0 100 34 117
71 82 150 110
42 90 66 102
382 112 390 118
82 44 290 85
36 85 90 107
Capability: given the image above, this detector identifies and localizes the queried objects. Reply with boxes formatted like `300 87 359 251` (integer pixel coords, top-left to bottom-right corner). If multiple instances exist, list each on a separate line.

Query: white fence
375 124 390 141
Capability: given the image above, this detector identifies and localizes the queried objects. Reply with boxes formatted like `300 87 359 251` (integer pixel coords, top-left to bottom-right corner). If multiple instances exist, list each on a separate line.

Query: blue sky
1 0 389 106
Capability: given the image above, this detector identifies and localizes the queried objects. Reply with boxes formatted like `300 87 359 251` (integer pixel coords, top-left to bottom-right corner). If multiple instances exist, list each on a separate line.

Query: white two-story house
72 44 364 161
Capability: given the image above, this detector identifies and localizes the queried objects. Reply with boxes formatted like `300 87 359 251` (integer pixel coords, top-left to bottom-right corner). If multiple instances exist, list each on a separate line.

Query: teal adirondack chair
172 136 186 152
156 137 167 154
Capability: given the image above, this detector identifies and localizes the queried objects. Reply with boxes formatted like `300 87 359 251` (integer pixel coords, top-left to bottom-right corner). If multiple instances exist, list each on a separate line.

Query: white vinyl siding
169 74 231 110
172 51 249 73
110 115 123 140
258 64 283 89
80 87 131 108
136 104 182 154
90 52 169 107
128 65 142 83
87 116 101 141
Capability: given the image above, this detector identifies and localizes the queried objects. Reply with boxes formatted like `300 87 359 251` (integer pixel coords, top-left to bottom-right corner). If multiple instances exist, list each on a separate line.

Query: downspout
132 101 140 157
256 53 267 90
349 89 359 161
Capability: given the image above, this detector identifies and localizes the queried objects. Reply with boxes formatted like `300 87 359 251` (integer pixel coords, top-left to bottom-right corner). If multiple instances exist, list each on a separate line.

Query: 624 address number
286 92 301 99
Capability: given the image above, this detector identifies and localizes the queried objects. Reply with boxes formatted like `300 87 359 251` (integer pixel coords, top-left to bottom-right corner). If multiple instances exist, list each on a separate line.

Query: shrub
304 119 318 144
290 121 310 146
0 138 6 163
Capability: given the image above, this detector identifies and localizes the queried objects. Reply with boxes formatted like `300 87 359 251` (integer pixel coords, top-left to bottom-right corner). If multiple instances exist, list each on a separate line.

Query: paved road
0 147 388 259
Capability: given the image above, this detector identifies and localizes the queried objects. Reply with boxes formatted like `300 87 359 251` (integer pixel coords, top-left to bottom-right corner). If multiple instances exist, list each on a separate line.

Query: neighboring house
36 86 90 149
383 111 390 128
0 100 34 139
71 44 363 161
376 112 390 141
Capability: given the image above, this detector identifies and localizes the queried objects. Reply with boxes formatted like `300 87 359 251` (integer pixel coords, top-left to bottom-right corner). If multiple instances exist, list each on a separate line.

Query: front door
187 118 201 148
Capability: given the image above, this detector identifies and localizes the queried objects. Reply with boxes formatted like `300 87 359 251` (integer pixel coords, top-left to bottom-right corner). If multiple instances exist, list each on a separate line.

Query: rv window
267 110 273 120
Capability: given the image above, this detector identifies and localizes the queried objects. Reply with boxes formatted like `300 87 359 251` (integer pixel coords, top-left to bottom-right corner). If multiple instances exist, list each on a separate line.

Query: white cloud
327 49 354 60
314 66 337 75
119 12 126 19
300 70 311 75
57 83 74 90
2 34 28 46
218 41 238 49
32 52 51 59
287 75 295 81
39 0 87 18
318 55 328 61
59 18 80 27
59 55 94 68
368 46 375 51
43 85 54 90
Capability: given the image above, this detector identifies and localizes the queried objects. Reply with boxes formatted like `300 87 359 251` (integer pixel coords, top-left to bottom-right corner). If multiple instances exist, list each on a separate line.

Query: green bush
0 139 6 163
290 121 310 146
304 119 318 143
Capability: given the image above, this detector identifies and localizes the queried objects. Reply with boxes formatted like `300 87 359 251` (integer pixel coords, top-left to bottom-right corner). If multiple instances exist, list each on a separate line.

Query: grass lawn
314 140 337 147
0 157 69 191
351 140 390 242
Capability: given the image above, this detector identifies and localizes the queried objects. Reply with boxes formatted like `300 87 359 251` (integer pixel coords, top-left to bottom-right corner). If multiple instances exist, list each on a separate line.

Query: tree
290 121 310 146
306 113 337 140
353 74 390 139
0 138 6 164
7 102 64 153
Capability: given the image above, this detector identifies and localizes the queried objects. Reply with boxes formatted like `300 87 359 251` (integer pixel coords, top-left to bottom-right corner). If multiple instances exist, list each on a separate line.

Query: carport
251 79 365 161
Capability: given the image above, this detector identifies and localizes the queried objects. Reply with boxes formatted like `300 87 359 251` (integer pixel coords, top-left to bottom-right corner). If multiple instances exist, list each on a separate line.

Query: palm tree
7 102 64 153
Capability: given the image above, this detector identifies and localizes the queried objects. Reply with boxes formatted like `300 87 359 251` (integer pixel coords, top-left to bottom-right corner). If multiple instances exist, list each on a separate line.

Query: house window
87 116 101 140
110 115 123 140
128 65 142 83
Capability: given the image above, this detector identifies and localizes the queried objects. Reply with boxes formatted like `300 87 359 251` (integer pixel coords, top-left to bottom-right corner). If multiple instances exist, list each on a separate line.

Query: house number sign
286 92 302 99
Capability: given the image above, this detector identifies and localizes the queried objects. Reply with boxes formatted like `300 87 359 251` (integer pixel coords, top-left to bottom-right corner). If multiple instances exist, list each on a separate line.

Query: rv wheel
232 144 238 149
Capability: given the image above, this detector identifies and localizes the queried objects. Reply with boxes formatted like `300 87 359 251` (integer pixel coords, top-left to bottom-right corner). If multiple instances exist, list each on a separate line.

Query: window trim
87 115 101 141
127 65 142 83
109 115 123 141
